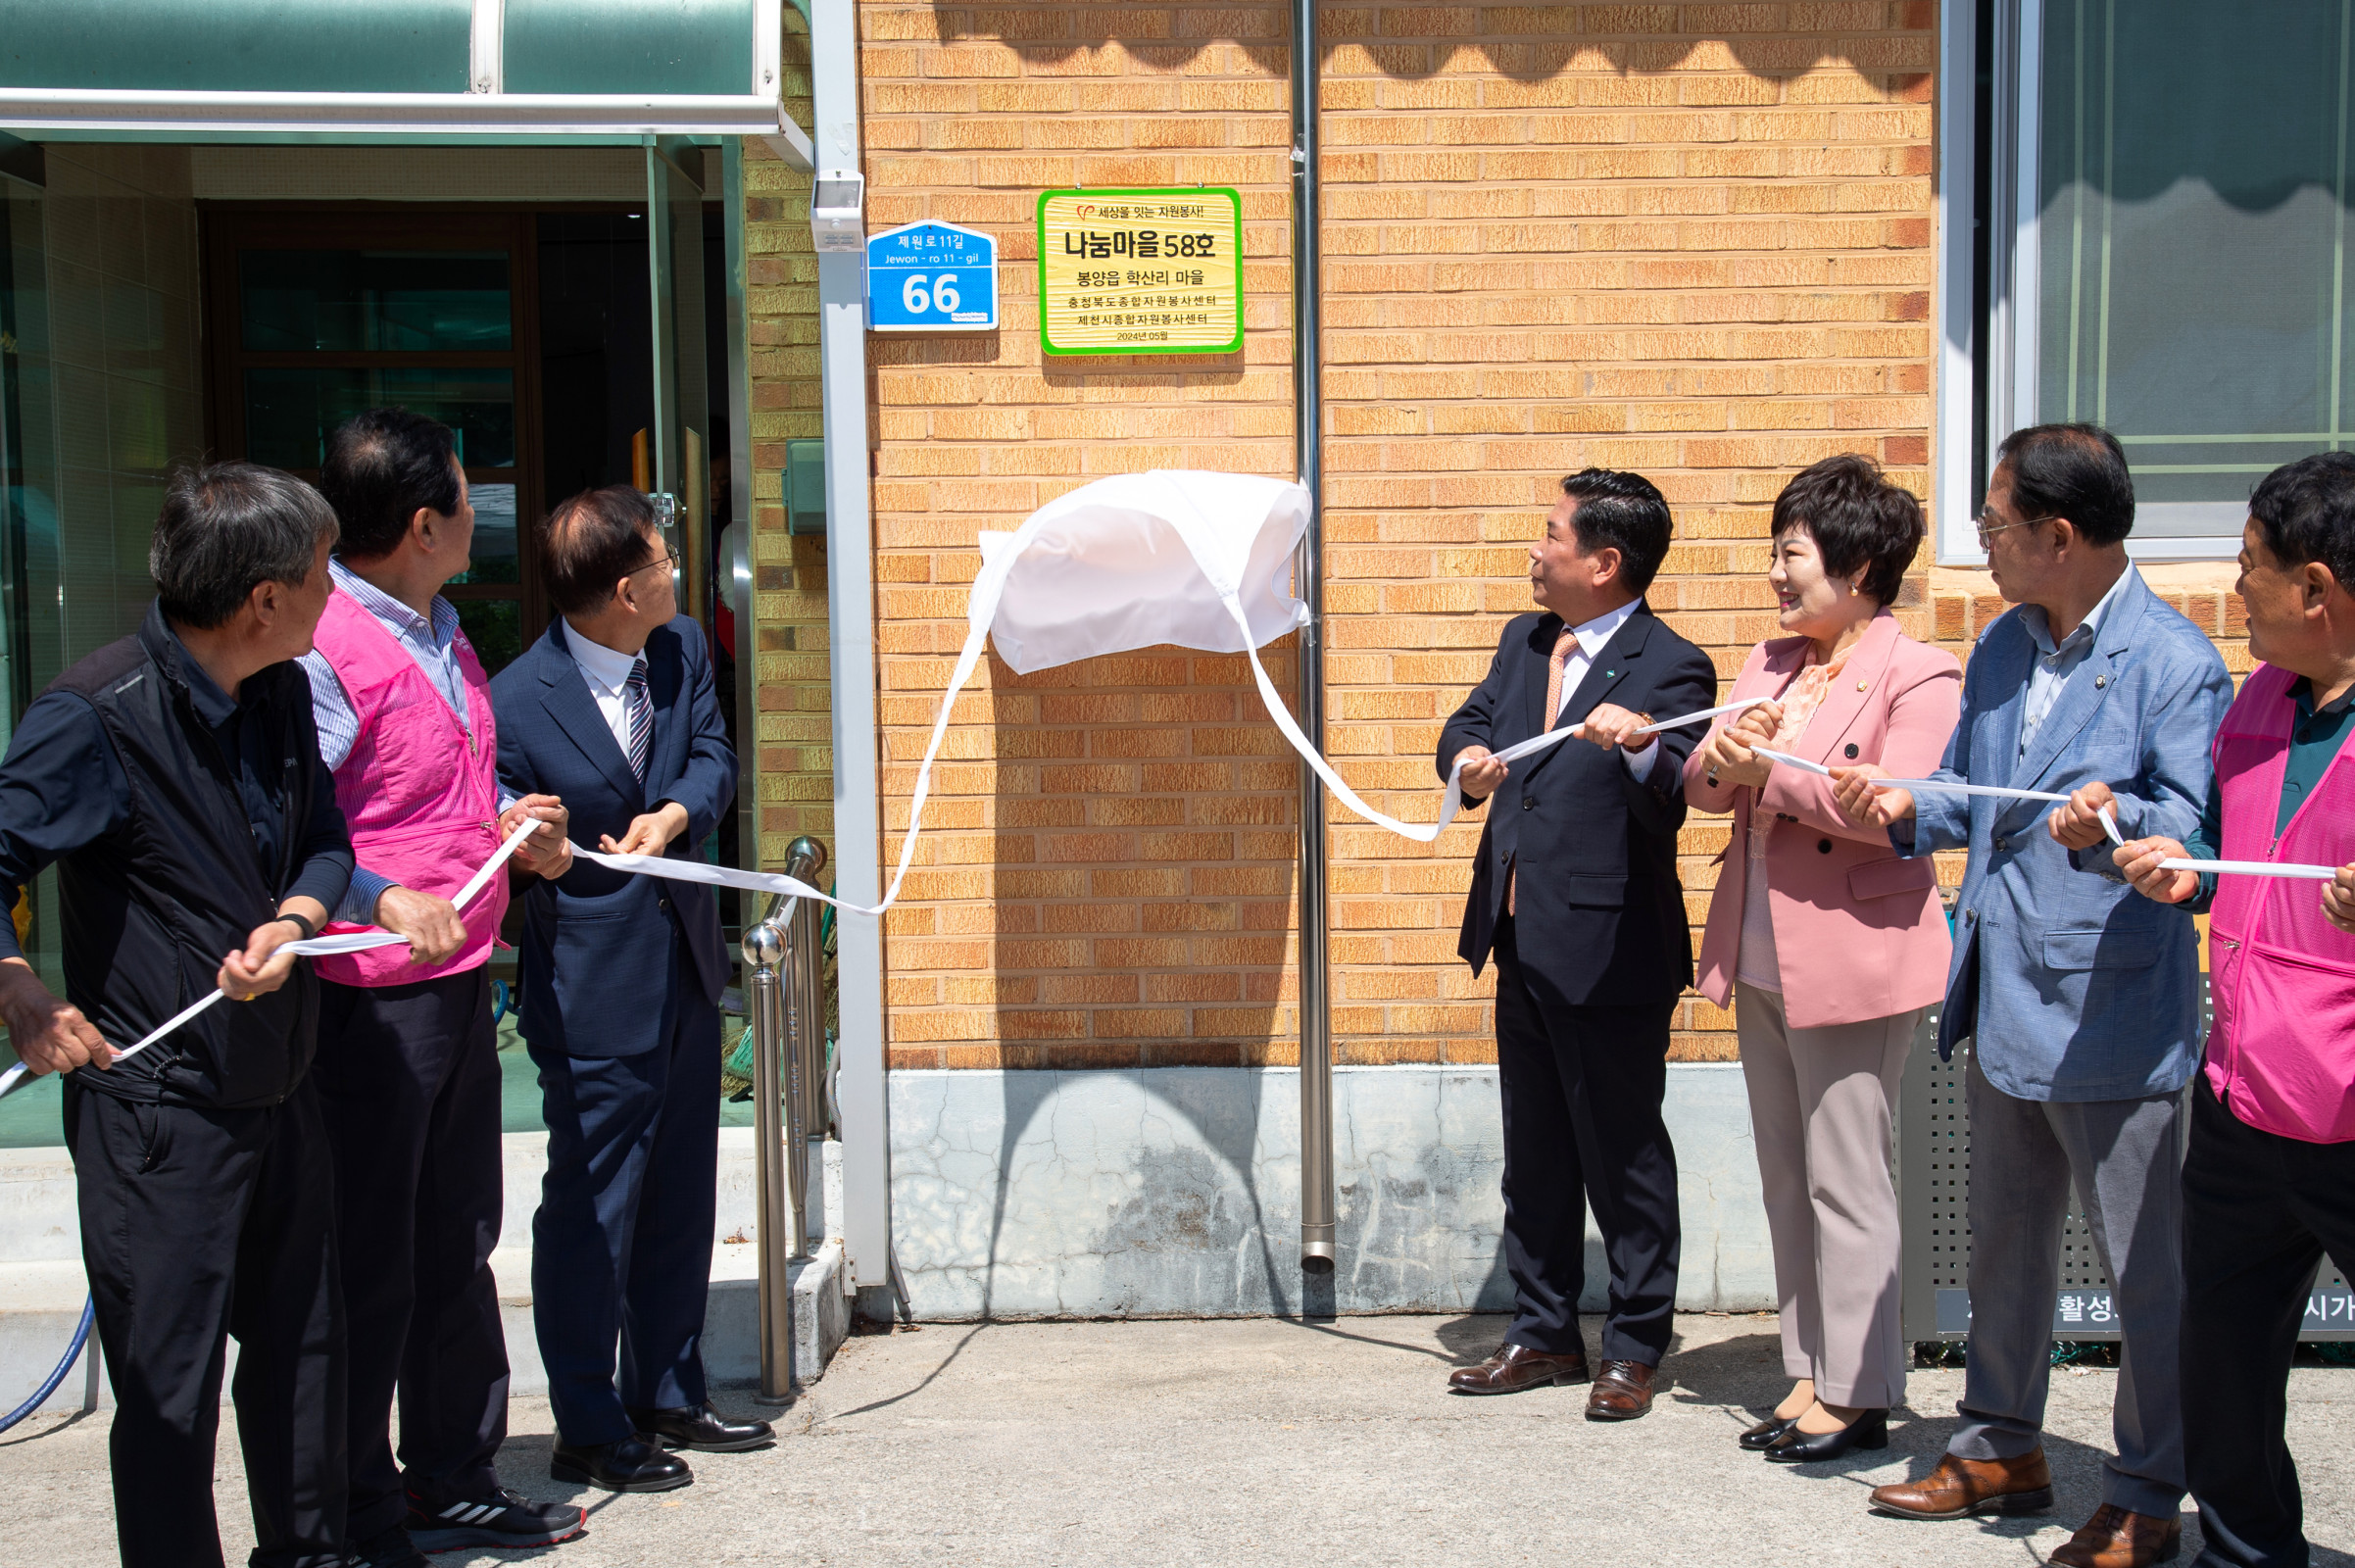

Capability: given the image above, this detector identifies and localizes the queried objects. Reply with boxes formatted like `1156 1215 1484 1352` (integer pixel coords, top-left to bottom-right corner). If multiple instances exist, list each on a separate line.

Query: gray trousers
1951 1052 2185 1517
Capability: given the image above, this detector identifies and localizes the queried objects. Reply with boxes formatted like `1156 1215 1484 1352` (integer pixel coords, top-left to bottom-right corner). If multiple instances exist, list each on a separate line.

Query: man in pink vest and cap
2111 451 2355 1568
301 409 582 1567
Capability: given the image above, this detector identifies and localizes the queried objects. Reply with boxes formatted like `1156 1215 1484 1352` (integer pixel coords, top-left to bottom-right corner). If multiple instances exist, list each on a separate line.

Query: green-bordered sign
1036 187 1244 357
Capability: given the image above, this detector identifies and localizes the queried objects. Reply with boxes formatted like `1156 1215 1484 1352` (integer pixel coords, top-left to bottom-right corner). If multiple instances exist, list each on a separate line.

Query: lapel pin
1856 680 1868 691
2095 674 2108 688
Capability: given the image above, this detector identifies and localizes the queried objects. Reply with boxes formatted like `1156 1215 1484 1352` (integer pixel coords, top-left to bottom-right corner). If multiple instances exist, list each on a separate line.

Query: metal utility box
1899 989 2354 1342
785 440 826 537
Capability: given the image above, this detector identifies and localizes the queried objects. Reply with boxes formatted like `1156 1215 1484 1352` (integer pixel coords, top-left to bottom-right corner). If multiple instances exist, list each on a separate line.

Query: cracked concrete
7 1313 2349 1566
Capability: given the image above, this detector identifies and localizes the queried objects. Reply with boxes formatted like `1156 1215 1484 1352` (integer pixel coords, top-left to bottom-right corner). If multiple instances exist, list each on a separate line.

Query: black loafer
1763 1407 1889 1464
1739 1413 1801 1450
627 1401 776 1453
550 1435 693 1493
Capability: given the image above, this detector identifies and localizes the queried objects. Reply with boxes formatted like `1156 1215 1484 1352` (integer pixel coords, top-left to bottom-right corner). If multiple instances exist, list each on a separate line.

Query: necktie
625 658 652 782
1509 628 1582 917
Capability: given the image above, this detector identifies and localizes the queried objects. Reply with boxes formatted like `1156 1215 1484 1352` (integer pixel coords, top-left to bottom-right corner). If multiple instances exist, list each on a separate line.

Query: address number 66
900 272 961 314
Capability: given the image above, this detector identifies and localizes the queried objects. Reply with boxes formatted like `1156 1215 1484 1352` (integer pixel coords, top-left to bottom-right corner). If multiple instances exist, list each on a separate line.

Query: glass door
647 138 713 639
204 209 542 669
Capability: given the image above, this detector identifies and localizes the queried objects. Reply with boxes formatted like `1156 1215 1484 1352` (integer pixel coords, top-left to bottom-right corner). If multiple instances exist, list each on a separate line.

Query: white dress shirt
1552 598 1660 779
565 620 645 760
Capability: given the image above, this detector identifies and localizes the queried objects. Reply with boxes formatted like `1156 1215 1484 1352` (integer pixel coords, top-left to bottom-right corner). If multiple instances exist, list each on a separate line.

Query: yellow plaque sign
1036 187 1244 357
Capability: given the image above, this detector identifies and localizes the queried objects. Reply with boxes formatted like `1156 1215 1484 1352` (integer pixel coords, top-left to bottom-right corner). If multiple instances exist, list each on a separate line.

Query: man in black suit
1437 467 1717 1420
490 486 764 1494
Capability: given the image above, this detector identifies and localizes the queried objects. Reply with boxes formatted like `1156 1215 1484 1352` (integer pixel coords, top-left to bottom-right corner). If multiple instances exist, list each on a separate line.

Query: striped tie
1507 627 1581 918
625 657 652 782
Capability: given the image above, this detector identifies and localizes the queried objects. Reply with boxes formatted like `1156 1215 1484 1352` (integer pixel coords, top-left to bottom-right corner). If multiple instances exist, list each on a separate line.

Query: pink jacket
310 588 508 986
2206 662 2355 1144
1685 612 1961 1030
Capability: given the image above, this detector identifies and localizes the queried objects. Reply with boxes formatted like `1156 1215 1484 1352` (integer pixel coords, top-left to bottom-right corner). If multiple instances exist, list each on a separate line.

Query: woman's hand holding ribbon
1696 702 1780 791
1831 763 1910 828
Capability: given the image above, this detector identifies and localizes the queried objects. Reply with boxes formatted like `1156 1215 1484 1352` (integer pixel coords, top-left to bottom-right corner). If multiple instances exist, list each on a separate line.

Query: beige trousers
1736 985 1918 1409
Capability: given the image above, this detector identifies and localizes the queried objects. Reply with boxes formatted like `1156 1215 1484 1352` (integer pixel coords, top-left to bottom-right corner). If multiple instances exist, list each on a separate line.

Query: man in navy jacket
491 486 759 1494
1436 468 1717 1420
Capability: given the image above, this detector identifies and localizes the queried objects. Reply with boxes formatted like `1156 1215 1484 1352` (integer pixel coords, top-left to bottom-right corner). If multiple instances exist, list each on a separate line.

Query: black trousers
65 1077 346 1568
1493 912 1682 1365
312 969 508 1539
2181 1074 2355 1568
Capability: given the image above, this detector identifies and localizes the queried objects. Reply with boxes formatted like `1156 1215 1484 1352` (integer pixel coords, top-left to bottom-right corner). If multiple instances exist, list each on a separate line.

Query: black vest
55 608 326 1109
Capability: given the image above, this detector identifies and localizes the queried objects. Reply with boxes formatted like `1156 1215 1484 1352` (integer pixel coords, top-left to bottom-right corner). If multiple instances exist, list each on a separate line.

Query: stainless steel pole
1291 0 1334 1272
742 906 795 1404
782 836 827 1257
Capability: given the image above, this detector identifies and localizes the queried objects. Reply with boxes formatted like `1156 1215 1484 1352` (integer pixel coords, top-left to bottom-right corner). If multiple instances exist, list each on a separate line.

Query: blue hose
0 1296 93 1433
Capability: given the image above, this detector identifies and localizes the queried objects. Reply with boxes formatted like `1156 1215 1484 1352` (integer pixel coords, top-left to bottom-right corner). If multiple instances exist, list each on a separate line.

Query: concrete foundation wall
891 1061 1774 1319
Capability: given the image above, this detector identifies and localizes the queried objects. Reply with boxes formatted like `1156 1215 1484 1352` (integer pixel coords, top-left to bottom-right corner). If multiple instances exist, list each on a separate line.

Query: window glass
2038 0 2351 540
241 249 511 352
454 598 523 674
243 367 515 469
455 480 519 586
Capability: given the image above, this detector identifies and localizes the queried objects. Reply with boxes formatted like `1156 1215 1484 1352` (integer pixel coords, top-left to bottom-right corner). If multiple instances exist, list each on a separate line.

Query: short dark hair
1993 422 2135 546
150 462 339 628
542 485 662 616
1770 454 1925 607
318 407 463 561
1559 467 1673 593
2249 452 2355 596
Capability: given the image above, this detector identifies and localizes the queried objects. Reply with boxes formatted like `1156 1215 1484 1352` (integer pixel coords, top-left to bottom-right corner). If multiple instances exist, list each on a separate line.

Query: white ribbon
2158 857 2339 882
1749 749 2126 846
0 815 539 1101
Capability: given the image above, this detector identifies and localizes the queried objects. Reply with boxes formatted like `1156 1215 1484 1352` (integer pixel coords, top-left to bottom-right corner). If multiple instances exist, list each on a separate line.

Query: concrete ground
4 1313 2351 1567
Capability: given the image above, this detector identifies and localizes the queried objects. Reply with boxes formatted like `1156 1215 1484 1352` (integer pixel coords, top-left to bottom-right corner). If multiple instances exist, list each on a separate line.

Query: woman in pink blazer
1684 455 1960 1464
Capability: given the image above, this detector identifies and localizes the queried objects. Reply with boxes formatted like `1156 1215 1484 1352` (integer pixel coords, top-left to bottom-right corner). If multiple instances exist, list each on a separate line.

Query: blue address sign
866 220 998 333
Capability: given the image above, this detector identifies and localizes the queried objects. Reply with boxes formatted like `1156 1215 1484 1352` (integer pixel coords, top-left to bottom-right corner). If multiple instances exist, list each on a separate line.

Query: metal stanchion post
784 836 828 1254
742 906 795 1404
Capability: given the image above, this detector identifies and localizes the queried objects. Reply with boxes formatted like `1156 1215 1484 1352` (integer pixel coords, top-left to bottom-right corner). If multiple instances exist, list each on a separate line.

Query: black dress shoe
1763 1407 1889 1464
628 1400 776 1453
550 1435 694 1493
1739 1413 1801 1450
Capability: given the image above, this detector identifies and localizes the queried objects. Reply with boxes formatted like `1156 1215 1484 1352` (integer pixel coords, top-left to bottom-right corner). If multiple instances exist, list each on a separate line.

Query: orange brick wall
1311 0 1938 1065
750 1 1952 1069
745 19 832 862
858 2 1303 1069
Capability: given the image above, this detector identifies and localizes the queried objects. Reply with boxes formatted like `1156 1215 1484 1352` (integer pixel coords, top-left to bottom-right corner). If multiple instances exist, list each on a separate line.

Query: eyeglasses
627 549 681 580
1974 509 2059 551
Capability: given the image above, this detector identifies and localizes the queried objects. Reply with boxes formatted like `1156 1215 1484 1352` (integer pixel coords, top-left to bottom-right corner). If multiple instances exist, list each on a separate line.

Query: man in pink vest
301 410 581 1568
2113 451 2355 1568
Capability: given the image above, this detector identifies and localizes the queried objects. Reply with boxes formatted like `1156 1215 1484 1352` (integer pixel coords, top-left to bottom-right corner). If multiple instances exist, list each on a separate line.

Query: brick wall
1311 1 1938 1064
752 1 1950 1069
745 21 831 864
856 2 1302 1068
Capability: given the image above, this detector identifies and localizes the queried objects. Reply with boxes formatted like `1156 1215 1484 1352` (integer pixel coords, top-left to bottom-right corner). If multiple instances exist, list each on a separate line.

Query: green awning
0 0 809 153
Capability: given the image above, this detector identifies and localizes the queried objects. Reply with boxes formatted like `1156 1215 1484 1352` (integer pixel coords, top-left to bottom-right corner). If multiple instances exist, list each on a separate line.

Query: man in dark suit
1436 467 1717 1420
490 486 761 1494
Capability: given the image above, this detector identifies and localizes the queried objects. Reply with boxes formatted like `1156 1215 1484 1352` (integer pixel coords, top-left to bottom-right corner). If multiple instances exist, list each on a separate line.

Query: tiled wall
747 2 1948 1069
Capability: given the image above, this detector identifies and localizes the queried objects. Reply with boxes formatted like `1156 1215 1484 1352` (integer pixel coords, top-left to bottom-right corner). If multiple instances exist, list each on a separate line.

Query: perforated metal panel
1899 990 2354 1342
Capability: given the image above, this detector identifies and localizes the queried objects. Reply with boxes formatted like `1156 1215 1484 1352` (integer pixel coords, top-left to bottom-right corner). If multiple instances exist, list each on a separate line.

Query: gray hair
149 463 340 628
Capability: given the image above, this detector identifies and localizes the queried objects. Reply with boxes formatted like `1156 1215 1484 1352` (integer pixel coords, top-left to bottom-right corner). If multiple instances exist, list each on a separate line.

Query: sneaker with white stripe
405 1486 586 1552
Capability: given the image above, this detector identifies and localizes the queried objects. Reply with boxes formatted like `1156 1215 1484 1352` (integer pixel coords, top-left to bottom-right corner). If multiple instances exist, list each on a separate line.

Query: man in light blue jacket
1834 424 2231 1568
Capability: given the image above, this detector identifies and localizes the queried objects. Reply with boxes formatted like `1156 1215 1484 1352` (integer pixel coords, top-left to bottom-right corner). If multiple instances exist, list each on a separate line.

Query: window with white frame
1962 0 2355 562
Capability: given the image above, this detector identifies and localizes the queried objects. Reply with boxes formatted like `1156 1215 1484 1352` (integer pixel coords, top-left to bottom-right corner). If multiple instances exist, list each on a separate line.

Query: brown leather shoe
1584 1359 1656 1421
2045 1504 2183 1568
1446 1343 1591 1395
1868 1449 2055 1519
